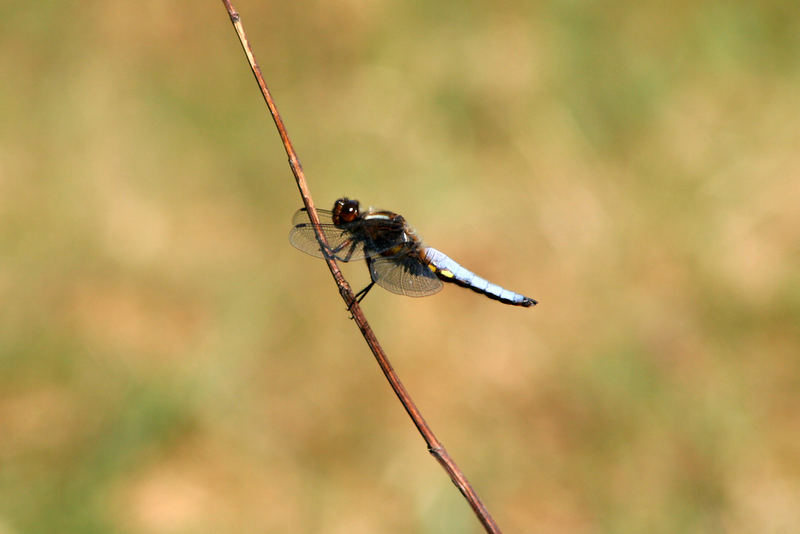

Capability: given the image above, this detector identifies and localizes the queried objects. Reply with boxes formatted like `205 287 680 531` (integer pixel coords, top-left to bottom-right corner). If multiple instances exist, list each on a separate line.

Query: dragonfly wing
293 207 342 226
369 255 443 297
289 208 368 261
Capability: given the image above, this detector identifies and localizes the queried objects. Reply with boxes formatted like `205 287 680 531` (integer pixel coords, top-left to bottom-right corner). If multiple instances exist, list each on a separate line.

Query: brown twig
220 2 502 532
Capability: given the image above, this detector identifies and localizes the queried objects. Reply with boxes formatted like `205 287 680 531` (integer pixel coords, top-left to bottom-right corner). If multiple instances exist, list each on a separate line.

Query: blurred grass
1 1 799 533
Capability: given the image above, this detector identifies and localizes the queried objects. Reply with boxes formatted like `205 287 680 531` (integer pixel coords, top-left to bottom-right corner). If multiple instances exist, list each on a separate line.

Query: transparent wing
289 208 368 261
369 254 443 297
289 208 406 262
291 208 335 227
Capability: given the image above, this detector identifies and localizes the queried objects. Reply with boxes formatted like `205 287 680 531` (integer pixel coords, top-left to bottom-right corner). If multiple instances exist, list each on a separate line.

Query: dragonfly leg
341 240 358 262
329 238 356 260
350 280 376 308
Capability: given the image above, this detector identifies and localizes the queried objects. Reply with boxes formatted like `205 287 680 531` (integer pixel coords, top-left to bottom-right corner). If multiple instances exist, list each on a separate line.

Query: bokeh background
2 1 799 533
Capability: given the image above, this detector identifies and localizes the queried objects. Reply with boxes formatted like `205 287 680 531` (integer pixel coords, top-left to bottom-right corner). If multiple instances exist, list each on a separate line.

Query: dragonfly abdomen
423 248 537 307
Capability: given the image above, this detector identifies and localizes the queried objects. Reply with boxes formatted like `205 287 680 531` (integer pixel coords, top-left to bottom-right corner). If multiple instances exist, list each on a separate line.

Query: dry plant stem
220 2 501 532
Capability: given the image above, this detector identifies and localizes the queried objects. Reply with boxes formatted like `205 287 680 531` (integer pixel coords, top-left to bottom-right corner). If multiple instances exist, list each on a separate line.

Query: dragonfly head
332 197 360 225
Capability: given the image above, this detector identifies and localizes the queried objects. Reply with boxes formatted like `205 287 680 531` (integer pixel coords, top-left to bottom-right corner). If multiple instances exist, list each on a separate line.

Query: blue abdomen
423 248 536 307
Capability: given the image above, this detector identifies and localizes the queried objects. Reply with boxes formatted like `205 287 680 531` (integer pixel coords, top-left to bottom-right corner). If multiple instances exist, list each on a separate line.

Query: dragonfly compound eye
342 201 359 222
333 197 360 224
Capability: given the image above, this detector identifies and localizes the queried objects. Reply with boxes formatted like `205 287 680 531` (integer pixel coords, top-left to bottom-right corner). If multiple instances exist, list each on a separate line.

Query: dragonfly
289 198 537 307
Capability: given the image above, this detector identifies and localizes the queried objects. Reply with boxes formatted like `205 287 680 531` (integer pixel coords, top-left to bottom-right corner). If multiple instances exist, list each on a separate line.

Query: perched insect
290 198 537 307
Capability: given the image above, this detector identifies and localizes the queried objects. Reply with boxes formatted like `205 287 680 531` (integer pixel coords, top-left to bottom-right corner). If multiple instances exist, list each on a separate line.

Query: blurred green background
1 1 799 533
